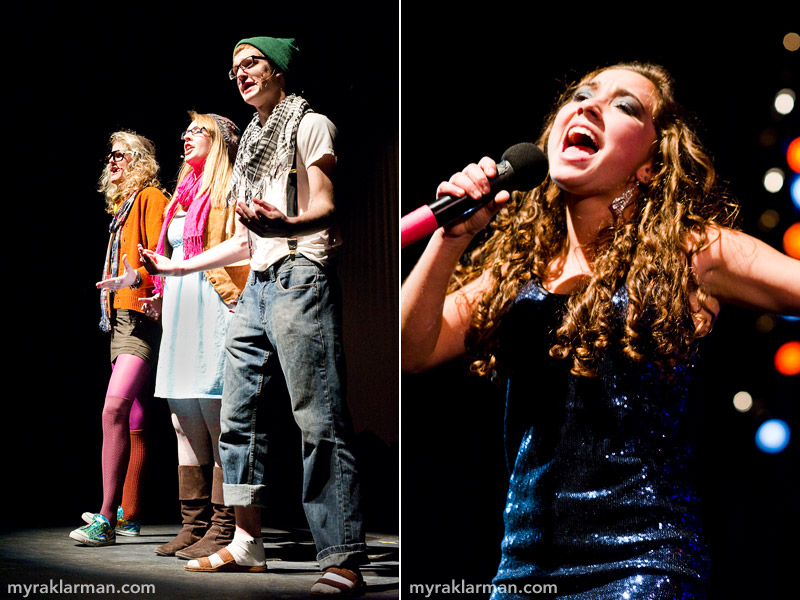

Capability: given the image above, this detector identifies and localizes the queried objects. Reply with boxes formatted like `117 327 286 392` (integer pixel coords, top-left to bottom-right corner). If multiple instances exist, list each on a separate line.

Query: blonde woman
401 63 800 598
143 112 249 560
71 131 169 546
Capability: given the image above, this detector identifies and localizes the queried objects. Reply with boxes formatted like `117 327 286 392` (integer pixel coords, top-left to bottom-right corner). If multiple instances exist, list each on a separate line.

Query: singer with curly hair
70 131 169 546
401 62 800 599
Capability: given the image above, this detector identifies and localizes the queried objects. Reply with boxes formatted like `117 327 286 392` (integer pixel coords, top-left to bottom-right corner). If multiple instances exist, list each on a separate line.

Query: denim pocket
276 261 319 292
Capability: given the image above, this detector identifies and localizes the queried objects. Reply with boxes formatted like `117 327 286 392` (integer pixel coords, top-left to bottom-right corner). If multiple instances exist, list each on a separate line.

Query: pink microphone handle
401 206 438 248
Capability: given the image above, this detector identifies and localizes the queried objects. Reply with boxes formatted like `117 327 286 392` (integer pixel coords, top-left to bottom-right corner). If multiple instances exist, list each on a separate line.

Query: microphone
401 143 548 248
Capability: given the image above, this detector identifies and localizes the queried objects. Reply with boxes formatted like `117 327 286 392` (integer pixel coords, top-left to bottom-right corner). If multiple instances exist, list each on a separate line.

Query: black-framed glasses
180 126 208 140
105 150 131 163
229 55 272 80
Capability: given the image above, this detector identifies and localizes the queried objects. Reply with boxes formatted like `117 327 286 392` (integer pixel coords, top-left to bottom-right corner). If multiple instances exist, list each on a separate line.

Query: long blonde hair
98 131 163 214
453 62 740 379
171 111 237 210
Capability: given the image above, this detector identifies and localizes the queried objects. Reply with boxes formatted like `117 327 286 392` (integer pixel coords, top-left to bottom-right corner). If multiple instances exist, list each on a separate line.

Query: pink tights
100 354 151 523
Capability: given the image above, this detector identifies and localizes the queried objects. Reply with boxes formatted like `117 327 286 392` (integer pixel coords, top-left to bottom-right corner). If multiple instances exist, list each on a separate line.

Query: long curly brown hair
451 62 740 379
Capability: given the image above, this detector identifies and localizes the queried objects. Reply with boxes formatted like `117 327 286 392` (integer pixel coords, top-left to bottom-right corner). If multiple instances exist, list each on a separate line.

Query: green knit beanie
234 37 298 73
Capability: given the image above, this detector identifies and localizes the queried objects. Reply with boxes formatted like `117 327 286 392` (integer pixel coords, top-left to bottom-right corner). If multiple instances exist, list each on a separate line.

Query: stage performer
139 37 368 595
70 131 169 546
401 62 800 599
140 112 248 560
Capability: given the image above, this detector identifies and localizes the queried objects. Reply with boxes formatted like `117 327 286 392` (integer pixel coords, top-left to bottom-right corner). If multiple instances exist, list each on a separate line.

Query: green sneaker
69 514 116 546
80 506 140 536
115 506 141 537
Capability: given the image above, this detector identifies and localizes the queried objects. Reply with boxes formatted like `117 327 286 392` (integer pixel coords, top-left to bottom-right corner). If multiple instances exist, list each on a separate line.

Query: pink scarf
153 170 211 295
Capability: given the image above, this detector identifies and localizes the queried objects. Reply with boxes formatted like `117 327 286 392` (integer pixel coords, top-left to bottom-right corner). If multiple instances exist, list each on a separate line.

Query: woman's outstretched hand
138 244 179 276
96 255 139 290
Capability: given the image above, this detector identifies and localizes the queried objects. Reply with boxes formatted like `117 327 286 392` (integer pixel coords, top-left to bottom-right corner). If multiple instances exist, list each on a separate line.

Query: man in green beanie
140 36 368 595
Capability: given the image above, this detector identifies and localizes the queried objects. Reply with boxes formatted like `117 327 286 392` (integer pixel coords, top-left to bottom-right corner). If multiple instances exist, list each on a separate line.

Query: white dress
154 213 232 399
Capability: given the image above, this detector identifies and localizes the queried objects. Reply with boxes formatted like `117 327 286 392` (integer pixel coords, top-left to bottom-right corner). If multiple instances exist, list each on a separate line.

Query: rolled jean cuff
222 482 268 507
317 543 370 570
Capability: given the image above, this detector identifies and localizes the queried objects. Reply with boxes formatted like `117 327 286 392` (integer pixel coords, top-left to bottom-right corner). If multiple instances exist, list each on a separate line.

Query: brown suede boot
175 466 236 559
154 465 212 556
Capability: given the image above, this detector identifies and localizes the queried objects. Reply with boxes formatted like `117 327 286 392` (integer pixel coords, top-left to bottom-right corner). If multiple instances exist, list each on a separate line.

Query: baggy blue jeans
219 254 368 570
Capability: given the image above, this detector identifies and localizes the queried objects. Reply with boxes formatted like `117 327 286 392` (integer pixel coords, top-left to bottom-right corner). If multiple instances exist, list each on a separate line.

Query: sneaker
80 506 141 536
69 514 116 546
115 506 141 537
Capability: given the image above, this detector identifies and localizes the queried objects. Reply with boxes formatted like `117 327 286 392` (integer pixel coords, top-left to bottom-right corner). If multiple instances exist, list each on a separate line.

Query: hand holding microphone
401 143 548 248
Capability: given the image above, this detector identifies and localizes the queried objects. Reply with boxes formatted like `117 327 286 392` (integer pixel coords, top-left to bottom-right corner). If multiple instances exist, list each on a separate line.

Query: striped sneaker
69 514 116 546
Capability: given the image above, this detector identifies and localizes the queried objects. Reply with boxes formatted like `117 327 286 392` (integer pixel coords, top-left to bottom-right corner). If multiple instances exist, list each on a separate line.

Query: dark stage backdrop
400 18 797 600
2 5 398 537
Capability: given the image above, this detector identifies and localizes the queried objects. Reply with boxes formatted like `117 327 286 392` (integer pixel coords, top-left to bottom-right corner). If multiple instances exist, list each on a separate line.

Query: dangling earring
611 185 637 220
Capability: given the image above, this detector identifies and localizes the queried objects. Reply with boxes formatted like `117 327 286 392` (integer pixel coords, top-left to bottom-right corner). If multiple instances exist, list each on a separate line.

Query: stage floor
0 525 398 599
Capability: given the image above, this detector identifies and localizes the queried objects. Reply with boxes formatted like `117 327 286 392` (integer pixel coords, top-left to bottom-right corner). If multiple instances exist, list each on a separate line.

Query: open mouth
564 126 599 157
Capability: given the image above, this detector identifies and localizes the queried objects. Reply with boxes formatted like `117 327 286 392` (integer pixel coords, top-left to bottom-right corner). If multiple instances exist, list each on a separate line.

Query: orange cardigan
112 187 170 313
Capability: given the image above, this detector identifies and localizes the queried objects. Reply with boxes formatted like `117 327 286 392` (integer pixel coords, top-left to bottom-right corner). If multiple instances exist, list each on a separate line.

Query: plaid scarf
99 190 138 332
228 94 312 208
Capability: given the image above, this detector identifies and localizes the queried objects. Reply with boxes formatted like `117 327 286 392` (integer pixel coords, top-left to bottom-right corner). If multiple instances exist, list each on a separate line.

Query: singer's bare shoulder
691 225 800 317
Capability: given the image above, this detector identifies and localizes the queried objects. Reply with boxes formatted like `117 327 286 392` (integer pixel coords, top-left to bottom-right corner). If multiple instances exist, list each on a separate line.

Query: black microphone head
500 143 548 190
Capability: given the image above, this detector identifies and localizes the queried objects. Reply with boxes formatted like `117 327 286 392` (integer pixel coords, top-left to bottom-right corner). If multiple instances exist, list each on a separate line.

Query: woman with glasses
70 131 169 546
143 112 248 561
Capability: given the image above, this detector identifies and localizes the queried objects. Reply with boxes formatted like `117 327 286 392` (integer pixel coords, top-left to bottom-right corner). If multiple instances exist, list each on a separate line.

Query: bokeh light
775 89 796 116
755 419 790 454
774 341 800 375
784 222 800 258
792 176 800 210
758 209 781 231
732 391 753 412
764 168 785 193
788 137 800 172
783 32 800 52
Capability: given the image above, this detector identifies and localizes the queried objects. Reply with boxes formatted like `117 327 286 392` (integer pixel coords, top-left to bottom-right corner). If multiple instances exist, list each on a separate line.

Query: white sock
226 530 265 565
186 530 265 569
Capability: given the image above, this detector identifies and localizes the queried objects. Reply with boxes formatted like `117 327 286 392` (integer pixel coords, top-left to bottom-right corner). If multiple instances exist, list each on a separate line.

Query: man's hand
236 198 295 238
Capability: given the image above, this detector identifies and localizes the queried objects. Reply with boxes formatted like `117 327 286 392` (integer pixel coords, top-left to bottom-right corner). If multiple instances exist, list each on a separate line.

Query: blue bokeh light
755 419 791 454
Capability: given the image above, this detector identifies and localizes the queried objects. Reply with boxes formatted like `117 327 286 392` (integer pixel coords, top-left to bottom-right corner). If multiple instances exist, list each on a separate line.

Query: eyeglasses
106 150 131 163
229 55 272 80
180 126 208 140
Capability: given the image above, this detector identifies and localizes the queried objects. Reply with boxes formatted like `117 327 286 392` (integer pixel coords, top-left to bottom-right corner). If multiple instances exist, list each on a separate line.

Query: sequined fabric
490 280 708 599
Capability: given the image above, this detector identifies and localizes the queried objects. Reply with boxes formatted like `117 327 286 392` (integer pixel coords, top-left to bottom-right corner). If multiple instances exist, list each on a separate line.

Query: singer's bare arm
401 158 509 373
692 226 800 316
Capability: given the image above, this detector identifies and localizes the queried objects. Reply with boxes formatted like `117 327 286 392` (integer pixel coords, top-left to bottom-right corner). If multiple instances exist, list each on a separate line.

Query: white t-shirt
247 112 342 271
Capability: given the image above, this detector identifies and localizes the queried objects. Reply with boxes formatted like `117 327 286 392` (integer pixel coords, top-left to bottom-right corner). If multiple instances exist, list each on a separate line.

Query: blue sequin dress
490 280 708 599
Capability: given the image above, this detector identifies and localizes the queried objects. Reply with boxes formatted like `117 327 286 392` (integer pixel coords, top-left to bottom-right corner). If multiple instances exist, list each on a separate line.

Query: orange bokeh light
774 341 800 376
789 137 800 173
785 222 800 259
